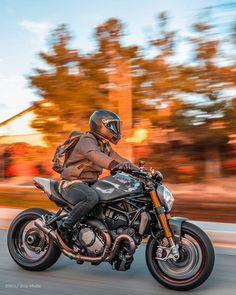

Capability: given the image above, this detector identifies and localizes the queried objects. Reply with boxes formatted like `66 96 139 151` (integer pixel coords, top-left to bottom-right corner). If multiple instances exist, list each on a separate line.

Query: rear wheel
146 222 215 291
7 208 61 271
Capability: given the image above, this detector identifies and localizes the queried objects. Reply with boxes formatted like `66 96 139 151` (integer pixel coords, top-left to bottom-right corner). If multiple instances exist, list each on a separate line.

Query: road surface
0 229 236 295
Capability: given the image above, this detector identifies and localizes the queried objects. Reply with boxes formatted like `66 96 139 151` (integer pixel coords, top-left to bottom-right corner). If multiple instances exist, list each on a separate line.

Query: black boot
58 223 73 247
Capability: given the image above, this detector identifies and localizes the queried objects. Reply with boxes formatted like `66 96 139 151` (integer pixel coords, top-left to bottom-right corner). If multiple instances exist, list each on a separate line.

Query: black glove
112 161 139 172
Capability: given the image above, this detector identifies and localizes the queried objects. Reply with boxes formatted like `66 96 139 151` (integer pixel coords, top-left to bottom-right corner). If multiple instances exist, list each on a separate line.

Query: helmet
89 110 122 144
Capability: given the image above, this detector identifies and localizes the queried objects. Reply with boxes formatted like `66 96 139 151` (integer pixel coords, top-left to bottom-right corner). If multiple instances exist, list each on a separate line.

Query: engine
78 227 105 256
105 208 128 230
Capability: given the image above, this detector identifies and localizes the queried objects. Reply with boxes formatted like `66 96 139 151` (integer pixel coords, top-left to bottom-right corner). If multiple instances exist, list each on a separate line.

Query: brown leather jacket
60 132 127 181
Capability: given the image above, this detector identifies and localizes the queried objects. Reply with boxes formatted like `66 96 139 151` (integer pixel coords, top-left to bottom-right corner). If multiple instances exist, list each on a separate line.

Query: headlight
156 185 174 212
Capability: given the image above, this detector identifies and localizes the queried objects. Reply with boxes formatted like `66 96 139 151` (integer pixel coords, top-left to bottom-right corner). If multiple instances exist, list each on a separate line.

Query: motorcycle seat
49 180 73 207
33 177 72 208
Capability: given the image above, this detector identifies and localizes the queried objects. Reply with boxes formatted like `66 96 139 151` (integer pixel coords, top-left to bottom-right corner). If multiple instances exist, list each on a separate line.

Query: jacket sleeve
109 146 129 163
76 135 114 170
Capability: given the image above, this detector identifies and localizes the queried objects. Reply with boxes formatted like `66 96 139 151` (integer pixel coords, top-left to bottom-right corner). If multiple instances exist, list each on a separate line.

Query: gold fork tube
150 189 172 238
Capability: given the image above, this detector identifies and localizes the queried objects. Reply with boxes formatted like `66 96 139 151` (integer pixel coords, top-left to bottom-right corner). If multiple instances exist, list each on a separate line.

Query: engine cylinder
78 227 105 255
79 228 96 247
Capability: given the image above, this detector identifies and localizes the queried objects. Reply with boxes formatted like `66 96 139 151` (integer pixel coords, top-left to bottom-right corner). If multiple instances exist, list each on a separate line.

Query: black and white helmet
89 110 122 144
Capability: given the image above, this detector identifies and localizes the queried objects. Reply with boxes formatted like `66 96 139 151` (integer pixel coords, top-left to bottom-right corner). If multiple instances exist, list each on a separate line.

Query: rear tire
146 222 215 291
7 208 61 271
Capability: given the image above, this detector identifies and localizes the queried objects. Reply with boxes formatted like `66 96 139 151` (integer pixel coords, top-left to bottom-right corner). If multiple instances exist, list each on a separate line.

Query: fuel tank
91 173 143 201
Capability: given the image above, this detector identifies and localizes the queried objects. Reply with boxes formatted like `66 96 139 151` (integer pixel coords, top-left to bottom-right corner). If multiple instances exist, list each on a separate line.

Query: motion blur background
0 0 236 222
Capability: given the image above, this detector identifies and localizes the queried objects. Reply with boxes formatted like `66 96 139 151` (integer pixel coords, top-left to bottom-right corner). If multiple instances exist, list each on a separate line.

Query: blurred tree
29 25 92 146
94 18 149 124
29 21 148 146
171 16 236 177
28 13 236 181
142 12 195 126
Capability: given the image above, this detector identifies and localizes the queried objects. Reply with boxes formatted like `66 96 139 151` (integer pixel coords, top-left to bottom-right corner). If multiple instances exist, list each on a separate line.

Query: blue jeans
61 182 99 228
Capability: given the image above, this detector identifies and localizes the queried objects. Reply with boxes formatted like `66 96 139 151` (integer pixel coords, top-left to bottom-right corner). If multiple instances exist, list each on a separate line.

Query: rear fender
33 177 51 194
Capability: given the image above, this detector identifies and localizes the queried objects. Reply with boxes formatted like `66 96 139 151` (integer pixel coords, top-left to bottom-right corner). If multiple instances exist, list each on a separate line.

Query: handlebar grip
111 167 136 175
110 167 124 175
111 167 144 176
110 168 117 175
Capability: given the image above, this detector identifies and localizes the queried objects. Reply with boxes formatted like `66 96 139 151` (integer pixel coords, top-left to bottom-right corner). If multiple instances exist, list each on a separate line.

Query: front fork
149 189 180 261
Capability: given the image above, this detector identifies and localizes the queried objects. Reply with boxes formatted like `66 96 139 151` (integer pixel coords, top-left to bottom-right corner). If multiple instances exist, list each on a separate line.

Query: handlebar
111 167 155 183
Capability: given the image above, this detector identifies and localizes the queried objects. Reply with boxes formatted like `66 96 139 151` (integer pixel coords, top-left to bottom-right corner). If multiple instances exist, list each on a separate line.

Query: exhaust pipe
34 218 72 252
34 218 112 263
106 234 136 261
35 218 136 263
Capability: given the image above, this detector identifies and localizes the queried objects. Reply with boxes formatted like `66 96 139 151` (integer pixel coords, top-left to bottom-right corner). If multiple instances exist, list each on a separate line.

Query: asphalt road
0 229 235 295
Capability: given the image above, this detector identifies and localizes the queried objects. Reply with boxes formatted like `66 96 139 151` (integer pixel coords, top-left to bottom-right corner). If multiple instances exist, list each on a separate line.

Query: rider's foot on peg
57 224 73 247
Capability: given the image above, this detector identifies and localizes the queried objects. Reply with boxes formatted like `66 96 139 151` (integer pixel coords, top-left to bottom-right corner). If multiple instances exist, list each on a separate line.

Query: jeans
61 182 99 228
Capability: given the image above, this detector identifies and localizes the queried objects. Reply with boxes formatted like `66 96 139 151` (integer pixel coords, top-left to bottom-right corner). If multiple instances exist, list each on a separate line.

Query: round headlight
156 185 174 212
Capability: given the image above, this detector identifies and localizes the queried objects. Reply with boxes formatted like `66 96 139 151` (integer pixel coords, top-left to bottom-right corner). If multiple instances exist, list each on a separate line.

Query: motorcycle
7 164 215 291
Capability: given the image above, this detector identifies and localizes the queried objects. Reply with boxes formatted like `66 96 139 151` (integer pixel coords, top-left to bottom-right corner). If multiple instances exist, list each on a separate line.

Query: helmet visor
103 119 122 136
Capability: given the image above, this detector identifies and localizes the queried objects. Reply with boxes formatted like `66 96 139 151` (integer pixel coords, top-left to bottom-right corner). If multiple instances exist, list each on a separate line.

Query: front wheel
146 222 215 291
7 208 61 271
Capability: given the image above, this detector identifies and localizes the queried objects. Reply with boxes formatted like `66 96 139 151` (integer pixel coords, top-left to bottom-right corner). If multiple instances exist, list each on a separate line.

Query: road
0 230 236 295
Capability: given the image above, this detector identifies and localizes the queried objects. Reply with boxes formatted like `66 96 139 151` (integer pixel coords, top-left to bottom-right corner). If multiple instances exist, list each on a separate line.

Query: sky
0 0 233 122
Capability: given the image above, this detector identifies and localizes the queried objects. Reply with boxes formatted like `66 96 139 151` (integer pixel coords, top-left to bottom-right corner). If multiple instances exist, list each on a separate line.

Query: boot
57 223 73 247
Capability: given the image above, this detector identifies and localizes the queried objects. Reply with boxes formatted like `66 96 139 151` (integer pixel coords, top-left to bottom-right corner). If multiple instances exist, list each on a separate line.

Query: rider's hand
113 161 139 172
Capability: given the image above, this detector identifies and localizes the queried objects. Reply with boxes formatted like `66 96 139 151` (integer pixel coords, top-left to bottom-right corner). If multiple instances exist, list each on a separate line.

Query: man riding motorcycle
58 110 138 243
7 109 215 291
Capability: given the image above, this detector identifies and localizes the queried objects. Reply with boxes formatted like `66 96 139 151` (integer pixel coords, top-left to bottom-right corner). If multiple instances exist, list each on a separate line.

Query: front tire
7 208 61 271
146 222 215 291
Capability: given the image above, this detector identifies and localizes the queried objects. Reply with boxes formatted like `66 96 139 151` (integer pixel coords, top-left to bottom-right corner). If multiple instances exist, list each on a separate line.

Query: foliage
171 15 236 149
29 21 147 145
28 9 236 180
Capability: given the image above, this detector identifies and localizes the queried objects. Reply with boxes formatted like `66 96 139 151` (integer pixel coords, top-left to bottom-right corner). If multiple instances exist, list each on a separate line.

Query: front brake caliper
156 244 179 261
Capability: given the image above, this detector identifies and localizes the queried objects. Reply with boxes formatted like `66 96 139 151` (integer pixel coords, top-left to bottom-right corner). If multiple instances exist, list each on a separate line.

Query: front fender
168 217 188 244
